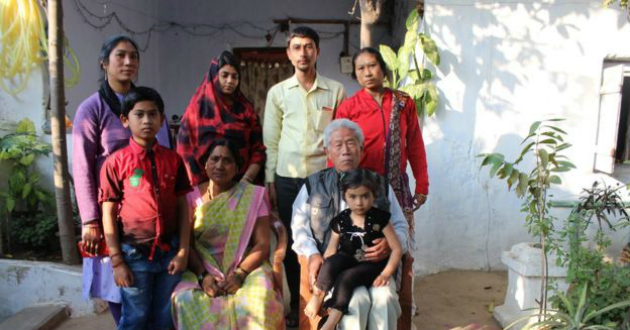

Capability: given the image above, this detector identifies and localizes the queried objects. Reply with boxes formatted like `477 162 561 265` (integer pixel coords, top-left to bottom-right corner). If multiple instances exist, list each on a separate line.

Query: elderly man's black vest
305 168 390 253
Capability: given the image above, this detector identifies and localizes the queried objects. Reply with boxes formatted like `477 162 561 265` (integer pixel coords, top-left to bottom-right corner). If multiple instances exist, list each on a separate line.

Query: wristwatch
197 270 208 285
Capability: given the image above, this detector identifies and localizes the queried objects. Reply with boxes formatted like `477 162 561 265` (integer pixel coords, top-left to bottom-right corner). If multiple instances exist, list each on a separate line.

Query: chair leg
398 253 414 330
298 255 322 330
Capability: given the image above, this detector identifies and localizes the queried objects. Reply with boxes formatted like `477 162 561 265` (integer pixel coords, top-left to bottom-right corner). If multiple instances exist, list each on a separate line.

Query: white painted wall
411 0 630 275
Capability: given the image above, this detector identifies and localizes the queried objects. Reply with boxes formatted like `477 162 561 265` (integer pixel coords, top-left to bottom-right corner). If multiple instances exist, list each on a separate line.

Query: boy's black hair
121 86 165 117
340 168 381 200
201 138 244 175
98 35 139 82
351 47 389 80
287 26 320 49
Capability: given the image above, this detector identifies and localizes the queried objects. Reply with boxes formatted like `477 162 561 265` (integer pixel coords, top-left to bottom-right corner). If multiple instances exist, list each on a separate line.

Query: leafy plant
550 181 630 328
379 9 441 117
478 119 576 316
0 118 55 253
603 0 630 20
506 285 630 330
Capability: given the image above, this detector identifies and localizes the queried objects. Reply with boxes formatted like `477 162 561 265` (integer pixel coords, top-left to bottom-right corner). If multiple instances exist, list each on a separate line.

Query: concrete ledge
0 259 95 322
0 304 69 330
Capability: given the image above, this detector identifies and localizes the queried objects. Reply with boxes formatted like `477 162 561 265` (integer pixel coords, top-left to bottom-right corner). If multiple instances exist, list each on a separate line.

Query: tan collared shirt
263 73 346 182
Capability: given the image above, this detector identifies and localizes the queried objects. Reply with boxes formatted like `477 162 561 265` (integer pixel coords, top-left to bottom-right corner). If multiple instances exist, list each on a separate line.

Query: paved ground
55 270 507 330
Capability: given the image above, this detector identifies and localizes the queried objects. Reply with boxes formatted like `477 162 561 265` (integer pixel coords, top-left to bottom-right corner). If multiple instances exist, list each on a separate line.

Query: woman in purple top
72 35 171 325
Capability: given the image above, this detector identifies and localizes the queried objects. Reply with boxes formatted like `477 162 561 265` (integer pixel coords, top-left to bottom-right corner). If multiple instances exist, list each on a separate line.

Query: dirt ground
413 270 506 330
55 270 507 330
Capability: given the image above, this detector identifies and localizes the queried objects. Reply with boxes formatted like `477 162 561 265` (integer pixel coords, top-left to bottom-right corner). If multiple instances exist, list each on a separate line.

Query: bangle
234 267 248 283
111 258 125 268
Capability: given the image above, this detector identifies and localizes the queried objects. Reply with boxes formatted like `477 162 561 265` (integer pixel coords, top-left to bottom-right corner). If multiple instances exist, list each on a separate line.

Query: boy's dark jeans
118 239 181 330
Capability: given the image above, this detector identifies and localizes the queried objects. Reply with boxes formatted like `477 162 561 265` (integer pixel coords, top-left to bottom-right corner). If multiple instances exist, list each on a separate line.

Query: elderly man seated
292 118 409 329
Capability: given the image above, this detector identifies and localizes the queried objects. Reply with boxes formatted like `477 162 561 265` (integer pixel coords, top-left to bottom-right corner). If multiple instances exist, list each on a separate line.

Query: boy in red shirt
100 87 191 330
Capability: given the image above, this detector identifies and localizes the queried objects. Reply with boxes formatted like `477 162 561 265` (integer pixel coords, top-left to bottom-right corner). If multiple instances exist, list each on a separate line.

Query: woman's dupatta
384 91 416 231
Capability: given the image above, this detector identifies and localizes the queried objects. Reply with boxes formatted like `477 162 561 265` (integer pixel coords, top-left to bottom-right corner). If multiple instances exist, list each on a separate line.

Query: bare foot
305 290 324 319
321 309 343 330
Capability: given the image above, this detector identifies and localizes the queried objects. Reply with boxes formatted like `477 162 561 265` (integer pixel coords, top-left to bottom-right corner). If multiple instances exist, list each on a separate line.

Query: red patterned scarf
177 56 258 186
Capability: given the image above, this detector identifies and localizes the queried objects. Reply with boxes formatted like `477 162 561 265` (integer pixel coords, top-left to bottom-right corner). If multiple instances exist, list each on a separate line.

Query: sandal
286 310 299 328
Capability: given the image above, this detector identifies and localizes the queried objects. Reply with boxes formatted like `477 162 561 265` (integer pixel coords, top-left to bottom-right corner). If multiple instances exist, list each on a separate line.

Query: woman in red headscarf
177 51 265 186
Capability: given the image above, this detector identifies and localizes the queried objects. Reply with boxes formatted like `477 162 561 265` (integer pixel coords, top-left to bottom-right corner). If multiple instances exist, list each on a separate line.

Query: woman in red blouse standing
177 51 265 186
335 47 429 227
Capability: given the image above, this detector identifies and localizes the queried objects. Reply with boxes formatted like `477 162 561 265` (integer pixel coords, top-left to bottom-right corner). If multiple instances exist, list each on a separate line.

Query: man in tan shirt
263 26 345 326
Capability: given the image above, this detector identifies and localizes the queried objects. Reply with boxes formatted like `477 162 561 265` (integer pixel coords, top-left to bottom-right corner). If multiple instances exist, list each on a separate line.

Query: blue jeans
118 240 181 330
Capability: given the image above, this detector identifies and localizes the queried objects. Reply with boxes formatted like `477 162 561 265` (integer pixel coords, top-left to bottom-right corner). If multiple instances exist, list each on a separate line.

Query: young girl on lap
304 169 403 330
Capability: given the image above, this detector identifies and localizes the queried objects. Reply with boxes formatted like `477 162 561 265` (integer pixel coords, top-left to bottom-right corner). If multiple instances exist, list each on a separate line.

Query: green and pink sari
171 182 283 329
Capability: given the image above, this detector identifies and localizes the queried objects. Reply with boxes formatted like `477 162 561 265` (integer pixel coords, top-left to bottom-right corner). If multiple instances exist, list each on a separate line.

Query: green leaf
500 163 513 179
555 143 571 152
528 121 542 136
538 139 558 145
403 29 418 51
516 173 529 198
6 197 15 212
548 175 561 185
421 69 432 80
22 183 32 199
515 141 535 164
418 34 440 66
544 125 567 135
19 154 35 166
479 153 504 168
379 45 398 72
405 10 419 30
425 82 438 116
16 119 36 134
397 46 410 83
507 169 520 190
489 160 503 178
539 148 549 168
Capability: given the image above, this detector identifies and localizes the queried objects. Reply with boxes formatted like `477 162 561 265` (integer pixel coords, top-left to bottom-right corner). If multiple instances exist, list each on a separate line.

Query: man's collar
287 72 329 91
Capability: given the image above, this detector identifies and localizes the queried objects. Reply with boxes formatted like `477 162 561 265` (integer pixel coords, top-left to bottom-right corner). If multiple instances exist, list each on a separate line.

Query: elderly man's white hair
323 118 365 148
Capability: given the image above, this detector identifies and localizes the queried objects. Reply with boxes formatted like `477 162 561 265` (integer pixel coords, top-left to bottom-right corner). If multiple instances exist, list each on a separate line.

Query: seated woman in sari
171 138 283 329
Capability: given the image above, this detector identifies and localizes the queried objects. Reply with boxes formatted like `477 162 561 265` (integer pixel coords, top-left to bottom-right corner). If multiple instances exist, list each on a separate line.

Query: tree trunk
48 0 80 265
359 0 384 48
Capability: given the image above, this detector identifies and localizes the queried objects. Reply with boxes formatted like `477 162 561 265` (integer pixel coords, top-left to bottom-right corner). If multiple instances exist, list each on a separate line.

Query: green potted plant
505 284 630 330
478 119 576 326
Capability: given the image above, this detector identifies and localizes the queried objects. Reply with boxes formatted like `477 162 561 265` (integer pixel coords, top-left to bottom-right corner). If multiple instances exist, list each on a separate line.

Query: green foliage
0 118 56 252
10 212 59 250
549 182 630 328
506 285 630 329
604 0 630 20
478 119 575 233
604 0 630 10
379 9 441 117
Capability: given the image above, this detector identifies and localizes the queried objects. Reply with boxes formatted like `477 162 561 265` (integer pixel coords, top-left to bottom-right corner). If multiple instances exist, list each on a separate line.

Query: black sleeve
330 216 341 234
